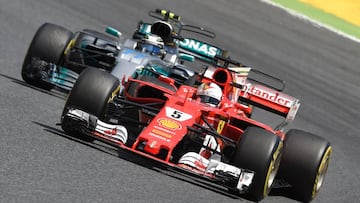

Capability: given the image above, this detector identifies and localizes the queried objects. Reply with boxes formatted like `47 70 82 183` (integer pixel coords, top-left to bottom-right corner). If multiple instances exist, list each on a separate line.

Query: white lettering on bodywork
180 39 218 57
247 85 294 107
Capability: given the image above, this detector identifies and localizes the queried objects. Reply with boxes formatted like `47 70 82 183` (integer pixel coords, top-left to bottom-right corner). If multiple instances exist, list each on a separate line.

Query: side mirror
106 27 122 38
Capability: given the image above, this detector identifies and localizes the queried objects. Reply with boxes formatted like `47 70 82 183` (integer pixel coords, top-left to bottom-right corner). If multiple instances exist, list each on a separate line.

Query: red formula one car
60 55 331 202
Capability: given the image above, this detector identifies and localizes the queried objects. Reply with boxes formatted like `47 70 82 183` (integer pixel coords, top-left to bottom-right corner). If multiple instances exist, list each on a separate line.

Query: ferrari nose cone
144 140 161 155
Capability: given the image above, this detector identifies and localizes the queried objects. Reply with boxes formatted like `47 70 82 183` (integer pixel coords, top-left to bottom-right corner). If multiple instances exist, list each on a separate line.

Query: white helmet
141 34 164 55
197 82 222 107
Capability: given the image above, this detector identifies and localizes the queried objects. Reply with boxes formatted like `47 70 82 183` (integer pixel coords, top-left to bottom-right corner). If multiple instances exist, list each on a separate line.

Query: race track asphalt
0 0 359 202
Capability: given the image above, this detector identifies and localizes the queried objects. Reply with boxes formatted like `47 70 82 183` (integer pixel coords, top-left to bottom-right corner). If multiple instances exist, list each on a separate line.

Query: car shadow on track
0 73 68 100
268 187 295 201
32 121 253 201
33 121 301 202
32 122 299 202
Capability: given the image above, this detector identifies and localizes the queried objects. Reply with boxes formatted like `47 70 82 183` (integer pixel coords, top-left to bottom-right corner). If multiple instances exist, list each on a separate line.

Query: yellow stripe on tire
263 141 283 197
312 146 332 200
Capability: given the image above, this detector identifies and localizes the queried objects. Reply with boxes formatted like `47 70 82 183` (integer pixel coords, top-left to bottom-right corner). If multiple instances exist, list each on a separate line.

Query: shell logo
157 118 182 130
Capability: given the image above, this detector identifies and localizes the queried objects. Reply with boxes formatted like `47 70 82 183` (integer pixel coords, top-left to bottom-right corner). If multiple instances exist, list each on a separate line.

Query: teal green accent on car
47 65 79 91
138 23 152 35
49 66 68 85
132 68 154 78
132 62 172 79
179 38 222 59
58 67 69 85
179 53 195 62
151 64 169 76
106 27 121 38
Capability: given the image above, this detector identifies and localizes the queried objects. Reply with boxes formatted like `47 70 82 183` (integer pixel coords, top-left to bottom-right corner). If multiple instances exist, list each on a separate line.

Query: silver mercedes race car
21 9 224 92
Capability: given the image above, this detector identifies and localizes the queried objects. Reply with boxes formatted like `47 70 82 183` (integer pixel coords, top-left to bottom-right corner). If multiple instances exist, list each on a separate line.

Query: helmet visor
199 95 220 106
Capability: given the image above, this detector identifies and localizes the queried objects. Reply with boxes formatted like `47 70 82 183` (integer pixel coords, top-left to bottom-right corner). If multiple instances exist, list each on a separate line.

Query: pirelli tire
22 23 73 90
277 129 332 202
61 68 120 135
231 126 283 201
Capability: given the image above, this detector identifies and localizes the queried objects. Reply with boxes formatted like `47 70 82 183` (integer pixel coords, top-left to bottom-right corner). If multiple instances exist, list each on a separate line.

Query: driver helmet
197 82 222 107
140 34 164 56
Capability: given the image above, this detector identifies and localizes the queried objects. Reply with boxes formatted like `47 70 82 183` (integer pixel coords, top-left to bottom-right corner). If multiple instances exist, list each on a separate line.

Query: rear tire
22 23 73 90
277 129 332 202
231 127 282 201
61 68 120 136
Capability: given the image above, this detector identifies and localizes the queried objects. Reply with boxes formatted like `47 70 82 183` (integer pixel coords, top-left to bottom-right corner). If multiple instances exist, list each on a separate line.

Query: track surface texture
1 0 359 202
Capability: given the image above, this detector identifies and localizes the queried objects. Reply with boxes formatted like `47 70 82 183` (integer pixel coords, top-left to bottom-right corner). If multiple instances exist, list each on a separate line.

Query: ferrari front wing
62 108 254 193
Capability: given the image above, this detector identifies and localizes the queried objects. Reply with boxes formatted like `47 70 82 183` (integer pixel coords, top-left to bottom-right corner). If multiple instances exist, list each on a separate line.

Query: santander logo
247 85 293 107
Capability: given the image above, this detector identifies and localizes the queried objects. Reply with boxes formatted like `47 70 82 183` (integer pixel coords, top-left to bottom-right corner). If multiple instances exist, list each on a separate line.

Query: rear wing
226 66 299 118
239 83 299 117
238 81 300 132
212 56 300 128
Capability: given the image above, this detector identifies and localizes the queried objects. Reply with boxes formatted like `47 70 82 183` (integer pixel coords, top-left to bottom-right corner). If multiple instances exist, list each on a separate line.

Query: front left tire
22 23 73 90
61 68 120 136
231 126 283 201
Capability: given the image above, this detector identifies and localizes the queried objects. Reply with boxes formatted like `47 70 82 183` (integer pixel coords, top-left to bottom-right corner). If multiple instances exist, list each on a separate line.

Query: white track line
261 0 360 43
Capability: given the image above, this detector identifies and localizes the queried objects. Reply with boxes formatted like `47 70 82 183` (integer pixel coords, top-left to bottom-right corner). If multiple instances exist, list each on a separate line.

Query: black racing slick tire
231 127 283 201
277 129 332 202
61 68 120 136
22 23 73 90
63 68 120 118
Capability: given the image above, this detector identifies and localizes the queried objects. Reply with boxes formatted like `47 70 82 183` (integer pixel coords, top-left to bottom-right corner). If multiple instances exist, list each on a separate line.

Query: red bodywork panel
96 66 299 164
125 84 281 162
132 87 201 160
